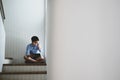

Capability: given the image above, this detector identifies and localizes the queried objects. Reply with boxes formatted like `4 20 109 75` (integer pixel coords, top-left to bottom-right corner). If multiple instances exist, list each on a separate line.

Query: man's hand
37 43 41 50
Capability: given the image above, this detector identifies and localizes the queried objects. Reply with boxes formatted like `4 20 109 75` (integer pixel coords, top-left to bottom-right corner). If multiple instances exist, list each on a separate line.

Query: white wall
0 13 5 72
47 0 120 80
3 0 45 63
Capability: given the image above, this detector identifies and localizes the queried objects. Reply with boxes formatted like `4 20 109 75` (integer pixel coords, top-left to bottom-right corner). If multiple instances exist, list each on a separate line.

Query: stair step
0 71 47 74
3 63 47 72
0 71 47 80
4 57 13 64
3 63 47 66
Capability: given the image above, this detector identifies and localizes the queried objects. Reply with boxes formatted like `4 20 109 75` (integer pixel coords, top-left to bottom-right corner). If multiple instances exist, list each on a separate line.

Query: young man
24 36 45 63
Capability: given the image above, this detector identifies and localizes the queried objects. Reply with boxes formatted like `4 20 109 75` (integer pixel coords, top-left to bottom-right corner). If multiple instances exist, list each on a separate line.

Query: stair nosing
0 71 47 74
3 63 47 66
5 57 13 60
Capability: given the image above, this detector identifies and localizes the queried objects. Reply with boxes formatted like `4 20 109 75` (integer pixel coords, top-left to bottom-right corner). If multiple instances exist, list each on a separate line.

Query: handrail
0 0 5 21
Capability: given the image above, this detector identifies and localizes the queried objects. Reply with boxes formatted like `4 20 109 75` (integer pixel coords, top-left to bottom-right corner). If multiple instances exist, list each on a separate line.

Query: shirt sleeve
26 45 30 55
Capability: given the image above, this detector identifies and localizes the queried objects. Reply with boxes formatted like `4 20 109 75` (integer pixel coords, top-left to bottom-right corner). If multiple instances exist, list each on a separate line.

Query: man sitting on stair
24 36 45 63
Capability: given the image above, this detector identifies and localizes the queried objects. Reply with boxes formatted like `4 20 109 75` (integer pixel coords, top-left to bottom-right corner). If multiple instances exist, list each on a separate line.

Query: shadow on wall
0 13 5 71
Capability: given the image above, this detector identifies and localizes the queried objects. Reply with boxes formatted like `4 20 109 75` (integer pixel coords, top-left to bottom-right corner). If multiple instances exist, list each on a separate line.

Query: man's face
32 41 39 46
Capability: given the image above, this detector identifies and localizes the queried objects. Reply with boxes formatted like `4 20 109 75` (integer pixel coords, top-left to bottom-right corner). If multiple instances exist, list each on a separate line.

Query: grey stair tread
0 71 47 74
3 63 47 66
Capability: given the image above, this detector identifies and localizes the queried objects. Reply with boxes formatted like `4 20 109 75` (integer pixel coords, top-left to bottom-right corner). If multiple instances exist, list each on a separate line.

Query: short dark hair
31 36 39 42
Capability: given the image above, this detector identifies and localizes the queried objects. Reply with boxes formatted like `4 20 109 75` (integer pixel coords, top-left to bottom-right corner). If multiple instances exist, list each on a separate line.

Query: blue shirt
26 43 41 55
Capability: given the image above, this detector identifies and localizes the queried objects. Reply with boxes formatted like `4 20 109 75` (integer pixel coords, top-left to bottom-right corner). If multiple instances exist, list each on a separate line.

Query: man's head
31 36 39 46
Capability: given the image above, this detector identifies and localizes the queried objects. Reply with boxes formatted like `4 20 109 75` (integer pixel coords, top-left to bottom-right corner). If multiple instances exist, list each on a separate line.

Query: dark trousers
30 54 41 59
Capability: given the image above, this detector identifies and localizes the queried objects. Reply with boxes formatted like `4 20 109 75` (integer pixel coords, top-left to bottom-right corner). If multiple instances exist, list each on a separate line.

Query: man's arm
37 43 41 51
26 45 31 56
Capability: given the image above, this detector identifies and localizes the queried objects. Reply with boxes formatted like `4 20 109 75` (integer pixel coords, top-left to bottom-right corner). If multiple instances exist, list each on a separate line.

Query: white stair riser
0 74 47 80
4 59 13 64
3 66 46 72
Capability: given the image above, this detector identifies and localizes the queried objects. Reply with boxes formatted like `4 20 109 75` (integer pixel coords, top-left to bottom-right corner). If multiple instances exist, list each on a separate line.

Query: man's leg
36 57 45 63
24 56 37 63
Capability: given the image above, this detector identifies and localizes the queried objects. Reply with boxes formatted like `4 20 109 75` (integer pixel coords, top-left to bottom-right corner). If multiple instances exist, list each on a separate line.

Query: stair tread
0 71 47 74
3 63 47 66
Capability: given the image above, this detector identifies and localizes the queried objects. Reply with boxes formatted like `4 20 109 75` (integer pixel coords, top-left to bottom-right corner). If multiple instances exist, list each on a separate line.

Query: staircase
0 63 47 80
